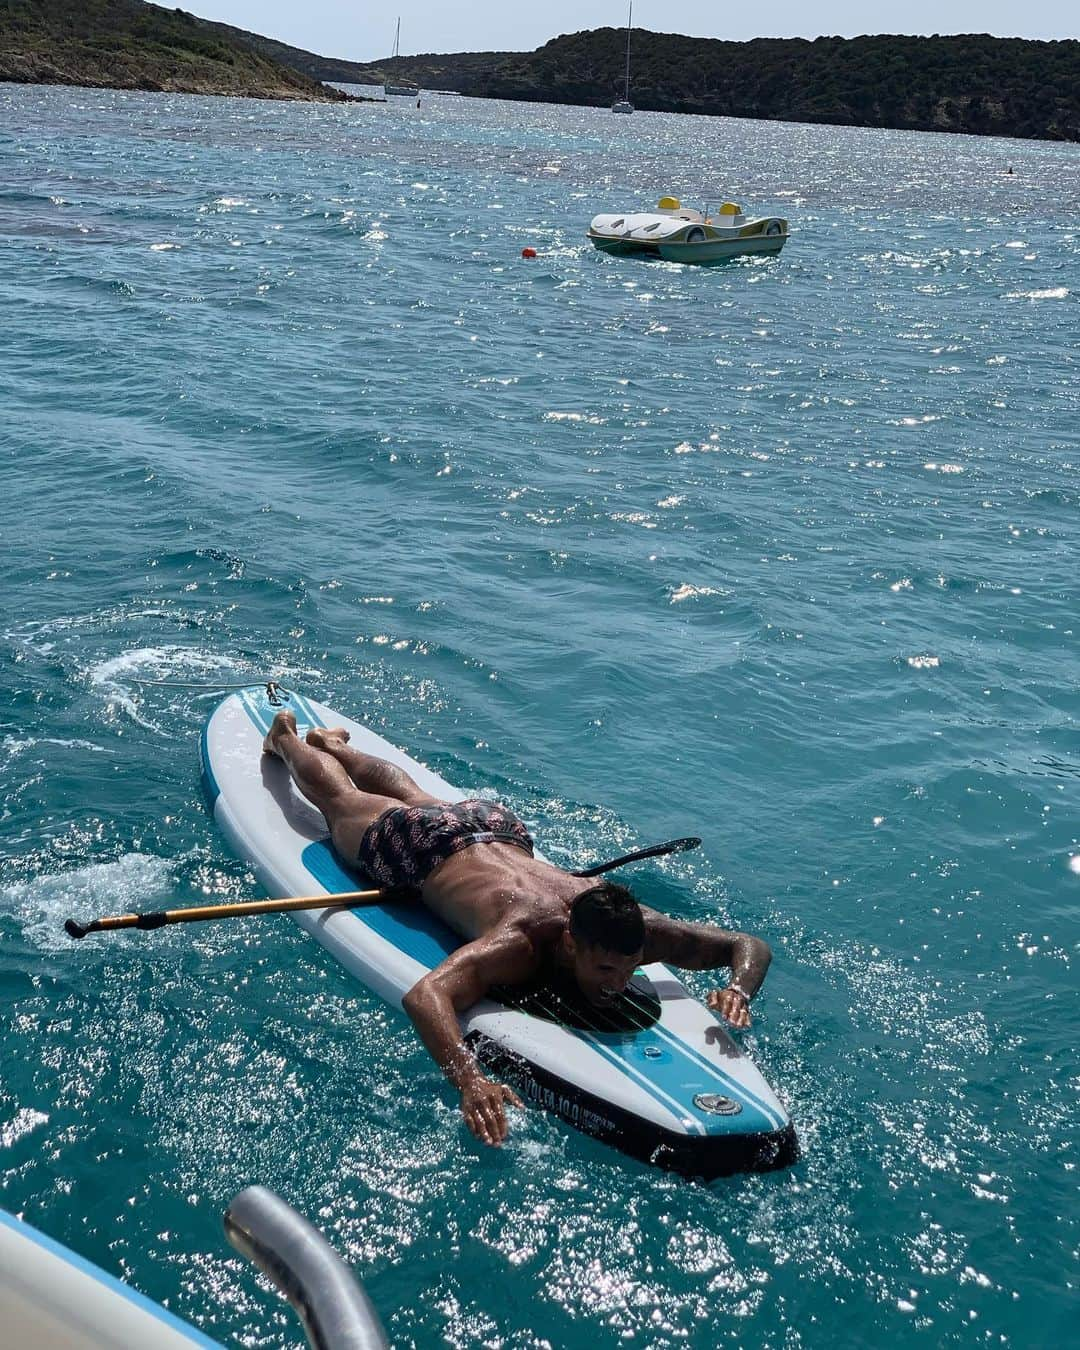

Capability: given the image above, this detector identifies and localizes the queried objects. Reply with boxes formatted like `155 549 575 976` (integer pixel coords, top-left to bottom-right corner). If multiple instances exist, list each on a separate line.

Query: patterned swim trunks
356 798 534 891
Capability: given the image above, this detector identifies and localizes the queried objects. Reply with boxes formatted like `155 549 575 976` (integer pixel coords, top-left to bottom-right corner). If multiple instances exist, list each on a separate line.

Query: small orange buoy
521 247 537 258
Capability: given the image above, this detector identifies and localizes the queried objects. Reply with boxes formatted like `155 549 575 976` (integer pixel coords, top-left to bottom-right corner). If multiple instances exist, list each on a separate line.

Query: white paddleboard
201 685 798 1179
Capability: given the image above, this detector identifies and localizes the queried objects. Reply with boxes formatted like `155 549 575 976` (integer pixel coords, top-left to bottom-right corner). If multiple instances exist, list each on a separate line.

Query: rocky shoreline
0 53 347 101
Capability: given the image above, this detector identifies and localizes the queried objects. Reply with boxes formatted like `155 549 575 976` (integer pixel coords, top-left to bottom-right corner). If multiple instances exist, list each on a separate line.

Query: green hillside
184 17 510 90
347 28 1080 141
0 0 348 101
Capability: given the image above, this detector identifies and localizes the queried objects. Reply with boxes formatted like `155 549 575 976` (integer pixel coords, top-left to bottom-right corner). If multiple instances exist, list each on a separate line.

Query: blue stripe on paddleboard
237 687 273 737
289 689 324 730
572 1032 705 1134
199 720 220 808
578 1028 779 1136
646 1025 784 1133
235 685 324 740
237 685 316 739
648 1021 788 1132
0 1209 220 1346
301 841 459 966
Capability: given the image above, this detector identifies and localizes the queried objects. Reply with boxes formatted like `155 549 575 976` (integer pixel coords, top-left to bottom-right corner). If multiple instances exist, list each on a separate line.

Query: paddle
63 836 700 940
570 836 700 877
63 888 386 940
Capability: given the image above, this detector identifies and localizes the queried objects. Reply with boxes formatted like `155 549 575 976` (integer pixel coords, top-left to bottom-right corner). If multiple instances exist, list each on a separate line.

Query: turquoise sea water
1 81 1077 1347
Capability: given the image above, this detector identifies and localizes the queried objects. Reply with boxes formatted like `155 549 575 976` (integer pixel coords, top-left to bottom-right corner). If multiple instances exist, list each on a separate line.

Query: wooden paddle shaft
79 888 385 935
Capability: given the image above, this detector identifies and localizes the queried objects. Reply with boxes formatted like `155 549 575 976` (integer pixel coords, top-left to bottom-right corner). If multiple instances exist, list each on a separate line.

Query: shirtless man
263 710 772 1146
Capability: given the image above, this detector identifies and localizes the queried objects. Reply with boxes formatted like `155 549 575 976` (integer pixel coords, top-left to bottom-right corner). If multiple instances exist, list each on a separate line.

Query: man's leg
263 712 401 860
305 726 442 808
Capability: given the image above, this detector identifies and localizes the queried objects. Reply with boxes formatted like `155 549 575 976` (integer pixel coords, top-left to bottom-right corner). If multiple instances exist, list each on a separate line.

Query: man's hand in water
460 1076 524 1145
707 986 752 1029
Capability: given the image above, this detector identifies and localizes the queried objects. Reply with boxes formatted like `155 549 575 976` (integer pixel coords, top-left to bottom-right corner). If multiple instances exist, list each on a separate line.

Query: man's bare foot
263 710 298 757
306 726 351 751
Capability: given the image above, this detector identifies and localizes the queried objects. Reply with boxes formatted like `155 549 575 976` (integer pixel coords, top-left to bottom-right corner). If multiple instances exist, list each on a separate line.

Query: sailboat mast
393 16 400 60
624 2 632 100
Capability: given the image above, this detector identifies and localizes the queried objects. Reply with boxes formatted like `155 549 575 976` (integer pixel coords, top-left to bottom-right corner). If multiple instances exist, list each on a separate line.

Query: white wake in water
2 852 175 952
87 646 249 731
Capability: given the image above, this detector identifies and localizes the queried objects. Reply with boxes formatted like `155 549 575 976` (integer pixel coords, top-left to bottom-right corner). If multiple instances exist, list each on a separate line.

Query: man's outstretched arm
401 927 537 1145
640 908 772 1029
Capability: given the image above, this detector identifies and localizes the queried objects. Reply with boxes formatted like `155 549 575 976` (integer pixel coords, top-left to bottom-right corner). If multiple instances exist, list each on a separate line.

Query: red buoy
521 247 537 258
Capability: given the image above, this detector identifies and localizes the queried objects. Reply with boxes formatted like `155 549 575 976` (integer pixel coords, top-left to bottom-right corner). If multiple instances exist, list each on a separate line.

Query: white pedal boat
588 196 788 263
201 685 799 1181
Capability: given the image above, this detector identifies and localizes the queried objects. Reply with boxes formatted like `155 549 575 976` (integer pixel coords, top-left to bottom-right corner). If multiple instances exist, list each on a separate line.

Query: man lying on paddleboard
263 710 772 1147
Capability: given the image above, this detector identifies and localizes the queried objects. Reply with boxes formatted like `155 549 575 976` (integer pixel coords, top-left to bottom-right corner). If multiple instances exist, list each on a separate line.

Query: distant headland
352 29 1080 142
0 0 350 102
1 3 1077 141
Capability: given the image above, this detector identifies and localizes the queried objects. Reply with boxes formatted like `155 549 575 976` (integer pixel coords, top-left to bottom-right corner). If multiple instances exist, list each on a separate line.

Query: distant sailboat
385 17 419 97
612 3 634 113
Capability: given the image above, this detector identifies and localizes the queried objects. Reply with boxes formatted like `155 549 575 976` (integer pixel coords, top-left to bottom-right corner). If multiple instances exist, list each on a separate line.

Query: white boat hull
657 232 786 262
0 1208 216 1348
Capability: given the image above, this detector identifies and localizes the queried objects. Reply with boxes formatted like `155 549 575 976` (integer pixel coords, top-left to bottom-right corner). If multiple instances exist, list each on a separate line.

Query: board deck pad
202 684 799 1179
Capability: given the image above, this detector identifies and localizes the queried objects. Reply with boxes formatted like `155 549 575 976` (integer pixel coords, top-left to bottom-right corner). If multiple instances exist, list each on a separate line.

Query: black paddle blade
64 920 87 940
572 836 701 878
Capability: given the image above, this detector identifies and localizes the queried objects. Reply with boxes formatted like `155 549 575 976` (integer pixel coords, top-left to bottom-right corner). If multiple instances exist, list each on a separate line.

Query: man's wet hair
569 882 645 955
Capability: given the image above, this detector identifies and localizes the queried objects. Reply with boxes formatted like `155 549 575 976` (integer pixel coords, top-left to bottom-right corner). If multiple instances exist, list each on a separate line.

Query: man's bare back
263 710 772 1145
421 845 579 944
